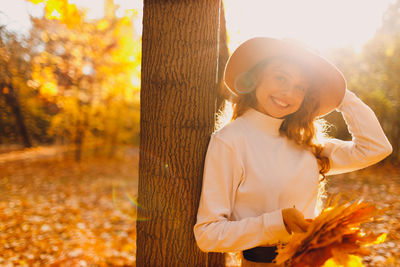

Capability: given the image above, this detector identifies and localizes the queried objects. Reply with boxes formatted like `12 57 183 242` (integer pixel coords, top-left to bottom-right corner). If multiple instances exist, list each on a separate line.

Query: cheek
292 95 305 110
255 87 268 102
255 82 275 100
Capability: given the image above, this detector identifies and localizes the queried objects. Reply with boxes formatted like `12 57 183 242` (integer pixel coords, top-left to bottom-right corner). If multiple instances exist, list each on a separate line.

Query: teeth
272 97 289 108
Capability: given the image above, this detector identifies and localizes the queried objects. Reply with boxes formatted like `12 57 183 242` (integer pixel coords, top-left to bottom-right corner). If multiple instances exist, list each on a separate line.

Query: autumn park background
1 0 400 266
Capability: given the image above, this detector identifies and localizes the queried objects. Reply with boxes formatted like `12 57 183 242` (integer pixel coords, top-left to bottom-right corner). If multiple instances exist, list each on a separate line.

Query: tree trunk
74 108 88 162
138 0 227 266
74 125 84 161
216 2 232 110
1 84 32 148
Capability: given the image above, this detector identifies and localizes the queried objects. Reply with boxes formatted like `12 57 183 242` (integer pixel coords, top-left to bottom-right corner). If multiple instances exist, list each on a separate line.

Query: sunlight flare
224 0 394 52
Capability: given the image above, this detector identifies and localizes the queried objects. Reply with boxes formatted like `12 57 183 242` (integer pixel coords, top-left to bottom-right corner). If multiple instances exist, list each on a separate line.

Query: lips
271 96 289 108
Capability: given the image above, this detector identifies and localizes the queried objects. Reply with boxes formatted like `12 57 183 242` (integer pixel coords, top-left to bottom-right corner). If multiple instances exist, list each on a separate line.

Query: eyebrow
274 69 292 77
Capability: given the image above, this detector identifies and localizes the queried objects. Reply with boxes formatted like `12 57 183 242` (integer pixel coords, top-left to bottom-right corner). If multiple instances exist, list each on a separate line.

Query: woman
193 37 392 266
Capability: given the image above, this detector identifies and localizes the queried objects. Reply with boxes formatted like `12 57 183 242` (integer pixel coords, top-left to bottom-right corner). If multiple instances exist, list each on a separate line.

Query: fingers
282 208 312 234
286 221 305 233
296 218 311 232
286 220 308 233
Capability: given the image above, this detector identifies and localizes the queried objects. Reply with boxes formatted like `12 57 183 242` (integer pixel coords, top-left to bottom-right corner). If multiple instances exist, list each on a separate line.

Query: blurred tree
0 27 33 148
353 0 400 161
27 0 141 160
369 0 400 161
323 47 360 141
138 0 228 266
324 1 400 161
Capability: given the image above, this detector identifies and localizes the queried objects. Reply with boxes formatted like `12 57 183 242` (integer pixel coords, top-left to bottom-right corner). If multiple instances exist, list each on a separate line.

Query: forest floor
0 148 139 266
0 147 399 266
324 164 400 267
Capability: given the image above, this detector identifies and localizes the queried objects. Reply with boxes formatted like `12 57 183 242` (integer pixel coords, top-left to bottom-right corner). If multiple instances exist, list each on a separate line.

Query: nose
280 83 295 96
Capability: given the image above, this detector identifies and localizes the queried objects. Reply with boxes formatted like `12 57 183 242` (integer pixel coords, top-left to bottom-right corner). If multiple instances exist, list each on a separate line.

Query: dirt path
0 146 68 164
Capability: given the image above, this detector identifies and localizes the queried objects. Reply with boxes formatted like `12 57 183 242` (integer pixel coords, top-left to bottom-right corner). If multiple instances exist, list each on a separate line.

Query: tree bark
138 0 227 266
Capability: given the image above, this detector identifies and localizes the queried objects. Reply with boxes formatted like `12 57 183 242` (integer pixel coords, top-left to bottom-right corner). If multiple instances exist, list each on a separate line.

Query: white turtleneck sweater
193 89 392 253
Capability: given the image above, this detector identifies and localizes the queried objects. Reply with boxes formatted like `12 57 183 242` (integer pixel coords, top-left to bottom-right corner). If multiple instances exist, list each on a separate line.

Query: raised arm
193 134 289 253
322 89 392 176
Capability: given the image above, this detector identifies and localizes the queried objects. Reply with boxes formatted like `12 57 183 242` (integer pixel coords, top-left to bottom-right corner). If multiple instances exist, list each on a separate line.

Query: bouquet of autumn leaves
275 196 387 267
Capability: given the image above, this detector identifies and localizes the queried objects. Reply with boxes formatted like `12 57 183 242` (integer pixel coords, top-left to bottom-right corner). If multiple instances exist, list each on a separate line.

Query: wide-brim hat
223 37 347 117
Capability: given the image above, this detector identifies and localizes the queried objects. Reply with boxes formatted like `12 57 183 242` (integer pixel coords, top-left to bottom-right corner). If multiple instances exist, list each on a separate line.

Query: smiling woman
224 0 393 52
193 36 392 266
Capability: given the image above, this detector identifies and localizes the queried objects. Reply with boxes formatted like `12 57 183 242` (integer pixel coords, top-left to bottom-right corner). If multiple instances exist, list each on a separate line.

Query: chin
275 110 297 119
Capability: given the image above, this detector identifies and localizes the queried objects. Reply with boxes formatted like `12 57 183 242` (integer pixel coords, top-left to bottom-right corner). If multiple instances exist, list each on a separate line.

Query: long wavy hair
227 56 331 180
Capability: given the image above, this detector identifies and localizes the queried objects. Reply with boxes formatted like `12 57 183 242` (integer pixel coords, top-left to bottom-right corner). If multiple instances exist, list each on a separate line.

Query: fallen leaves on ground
0 149 138 266
325 164 400 267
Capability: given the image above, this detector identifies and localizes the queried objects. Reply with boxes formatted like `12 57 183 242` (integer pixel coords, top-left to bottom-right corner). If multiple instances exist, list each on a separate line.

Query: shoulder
206 118 247 166
212 117 247 147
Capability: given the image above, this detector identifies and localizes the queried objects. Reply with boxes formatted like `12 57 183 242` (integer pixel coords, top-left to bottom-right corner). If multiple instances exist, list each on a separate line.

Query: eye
295 85 306 92
275 75 287 82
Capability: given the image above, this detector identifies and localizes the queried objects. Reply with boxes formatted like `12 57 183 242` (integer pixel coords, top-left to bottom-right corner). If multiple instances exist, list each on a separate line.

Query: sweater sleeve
322 89 393 176
193 133 290 253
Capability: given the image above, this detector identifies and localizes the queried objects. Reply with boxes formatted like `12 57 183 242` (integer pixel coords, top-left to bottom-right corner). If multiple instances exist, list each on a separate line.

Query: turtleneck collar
240 107 284 136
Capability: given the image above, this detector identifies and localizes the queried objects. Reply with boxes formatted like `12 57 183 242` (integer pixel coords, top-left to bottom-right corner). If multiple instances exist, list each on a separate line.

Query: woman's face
254 60 311 119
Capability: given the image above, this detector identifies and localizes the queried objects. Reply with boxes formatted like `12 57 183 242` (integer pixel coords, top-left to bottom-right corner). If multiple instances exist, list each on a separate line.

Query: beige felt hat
224 37 347 116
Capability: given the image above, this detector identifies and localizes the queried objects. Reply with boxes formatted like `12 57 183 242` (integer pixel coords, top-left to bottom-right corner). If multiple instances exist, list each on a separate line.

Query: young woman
193 37 392 266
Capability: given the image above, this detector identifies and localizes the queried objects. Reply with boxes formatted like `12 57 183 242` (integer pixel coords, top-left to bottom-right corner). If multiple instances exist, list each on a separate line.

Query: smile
271 96 289 108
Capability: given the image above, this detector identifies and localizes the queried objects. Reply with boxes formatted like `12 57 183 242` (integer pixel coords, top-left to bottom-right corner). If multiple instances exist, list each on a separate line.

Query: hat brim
224 37 347 117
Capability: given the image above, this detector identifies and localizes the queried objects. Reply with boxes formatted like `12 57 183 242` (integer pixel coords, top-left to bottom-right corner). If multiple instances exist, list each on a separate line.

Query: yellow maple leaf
323 255 364 267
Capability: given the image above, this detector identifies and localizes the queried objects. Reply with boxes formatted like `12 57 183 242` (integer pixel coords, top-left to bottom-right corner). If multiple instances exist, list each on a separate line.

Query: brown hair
230 57 330 179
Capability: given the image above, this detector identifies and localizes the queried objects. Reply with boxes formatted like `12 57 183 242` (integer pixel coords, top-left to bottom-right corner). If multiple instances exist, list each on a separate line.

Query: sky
0 0 395 52
224 0 395 53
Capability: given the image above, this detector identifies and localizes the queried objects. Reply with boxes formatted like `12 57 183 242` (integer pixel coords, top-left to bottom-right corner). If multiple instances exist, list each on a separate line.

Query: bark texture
138 0 227 266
